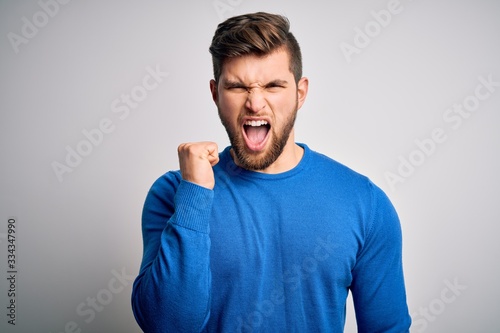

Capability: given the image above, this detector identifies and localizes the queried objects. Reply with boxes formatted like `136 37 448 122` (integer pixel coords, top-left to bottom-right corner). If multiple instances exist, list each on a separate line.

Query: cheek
218 97 239 124
269 93 297 117
219 93 240 110
218 95 246 119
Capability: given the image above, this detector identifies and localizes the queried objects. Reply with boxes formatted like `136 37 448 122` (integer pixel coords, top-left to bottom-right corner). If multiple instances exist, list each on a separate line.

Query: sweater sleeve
350 181 411 332
131 173 213 333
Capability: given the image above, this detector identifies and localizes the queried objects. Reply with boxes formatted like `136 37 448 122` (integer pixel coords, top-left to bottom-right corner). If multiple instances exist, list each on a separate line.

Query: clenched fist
178 142 219 190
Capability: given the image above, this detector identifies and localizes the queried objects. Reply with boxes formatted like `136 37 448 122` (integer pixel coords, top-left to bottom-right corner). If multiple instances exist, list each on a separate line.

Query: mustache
238 112 269 119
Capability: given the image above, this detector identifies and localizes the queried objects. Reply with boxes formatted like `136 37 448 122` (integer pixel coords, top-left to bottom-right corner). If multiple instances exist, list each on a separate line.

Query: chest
208 188 362 290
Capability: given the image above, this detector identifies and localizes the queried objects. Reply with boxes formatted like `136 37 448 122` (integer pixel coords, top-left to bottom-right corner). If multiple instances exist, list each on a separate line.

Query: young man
132 12 411 332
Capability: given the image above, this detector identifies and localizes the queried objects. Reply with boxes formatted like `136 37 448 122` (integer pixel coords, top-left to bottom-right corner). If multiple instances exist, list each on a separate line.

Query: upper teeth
245 120 268 126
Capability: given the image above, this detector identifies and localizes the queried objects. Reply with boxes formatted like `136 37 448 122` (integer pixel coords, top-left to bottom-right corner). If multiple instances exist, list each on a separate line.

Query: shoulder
304 144 371 190
304 144 394 212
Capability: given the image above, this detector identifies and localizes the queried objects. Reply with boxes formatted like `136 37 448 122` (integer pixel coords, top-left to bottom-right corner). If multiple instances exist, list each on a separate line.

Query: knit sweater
132 143 411 332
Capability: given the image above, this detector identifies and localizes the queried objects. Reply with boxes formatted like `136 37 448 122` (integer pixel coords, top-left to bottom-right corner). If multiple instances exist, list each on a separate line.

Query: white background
1 0 499 332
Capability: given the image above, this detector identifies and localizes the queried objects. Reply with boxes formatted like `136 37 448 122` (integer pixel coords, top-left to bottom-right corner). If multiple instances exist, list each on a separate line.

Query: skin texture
179 48 308 188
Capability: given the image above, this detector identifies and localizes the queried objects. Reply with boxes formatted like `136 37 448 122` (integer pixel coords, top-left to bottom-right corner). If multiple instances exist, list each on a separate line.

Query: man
132 12 411 332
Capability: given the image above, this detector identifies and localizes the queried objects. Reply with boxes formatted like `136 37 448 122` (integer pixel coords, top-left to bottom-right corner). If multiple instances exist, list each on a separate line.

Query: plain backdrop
1 0 499 332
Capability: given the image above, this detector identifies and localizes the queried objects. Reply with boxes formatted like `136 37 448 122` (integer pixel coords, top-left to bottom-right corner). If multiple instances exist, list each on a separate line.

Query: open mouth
243 119 271 152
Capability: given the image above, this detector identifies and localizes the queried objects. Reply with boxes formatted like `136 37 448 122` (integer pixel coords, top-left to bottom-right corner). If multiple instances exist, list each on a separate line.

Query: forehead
220 48 292 83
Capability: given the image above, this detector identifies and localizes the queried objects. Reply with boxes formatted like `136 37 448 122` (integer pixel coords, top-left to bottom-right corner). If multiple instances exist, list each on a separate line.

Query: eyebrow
222 80 247 89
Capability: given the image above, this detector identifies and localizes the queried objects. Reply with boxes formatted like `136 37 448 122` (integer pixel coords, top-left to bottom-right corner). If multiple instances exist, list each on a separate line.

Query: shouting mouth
242 119 271 152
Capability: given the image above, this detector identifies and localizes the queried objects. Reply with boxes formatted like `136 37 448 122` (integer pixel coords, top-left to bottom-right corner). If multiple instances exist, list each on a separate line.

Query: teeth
245 120 268 126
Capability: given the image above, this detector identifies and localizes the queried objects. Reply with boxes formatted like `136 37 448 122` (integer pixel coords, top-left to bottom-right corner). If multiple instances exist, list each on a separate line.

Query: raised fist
177 142 219 190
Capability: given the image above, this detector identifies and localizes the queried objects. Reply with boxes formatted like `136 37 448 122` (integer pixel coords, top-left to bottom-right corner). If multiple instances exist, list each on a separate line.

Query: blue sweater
132 144 411 332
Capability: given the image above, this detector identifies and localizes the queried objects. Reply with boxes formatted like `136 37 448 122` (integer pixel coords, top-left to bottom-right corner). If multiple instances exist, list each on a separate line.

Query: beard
218 101 298 171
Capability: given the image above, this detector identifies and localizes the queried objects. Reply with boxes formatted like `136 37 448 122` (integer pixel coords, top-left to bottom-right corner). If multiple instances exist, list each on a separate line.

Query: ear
296 77 309 110
210 79 218 104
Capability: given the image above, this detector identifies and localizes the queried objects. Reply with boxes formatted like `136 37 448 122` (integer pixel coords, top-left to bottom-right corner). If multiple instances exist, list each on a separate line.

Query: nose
245 88 266 113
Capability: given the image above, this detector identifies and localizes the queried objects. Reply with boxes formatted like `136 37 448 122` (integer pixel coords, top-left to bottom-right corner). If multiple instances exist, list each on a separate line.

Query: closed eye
223 81 248 92
228 86 248 92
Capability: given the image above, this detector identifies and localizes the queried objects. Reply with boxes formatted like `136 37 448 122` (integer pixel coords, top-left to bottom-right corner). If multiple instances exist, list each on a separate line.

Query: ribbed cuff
172 180 214 233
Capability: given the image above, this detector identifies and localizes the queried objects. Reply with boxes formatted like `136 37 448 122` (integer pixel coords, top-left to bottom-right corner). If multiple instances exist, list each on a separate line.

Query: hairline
214 46 298 85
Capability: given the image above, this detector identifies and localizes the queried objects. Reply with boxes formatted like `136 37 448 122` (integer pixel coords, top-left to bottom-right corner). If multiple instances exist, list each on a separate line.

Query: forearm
132 180 213 333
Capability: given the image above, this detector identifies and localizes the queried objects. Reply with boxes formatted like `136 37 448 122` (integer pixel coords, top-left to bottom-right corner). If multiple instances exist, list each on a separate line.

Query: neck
261 142 304 174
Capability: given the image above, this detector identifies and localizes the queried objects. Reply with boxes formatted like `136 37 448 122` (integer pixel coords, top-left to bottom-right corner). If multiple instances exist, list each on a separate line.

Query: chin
233 137 284 171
